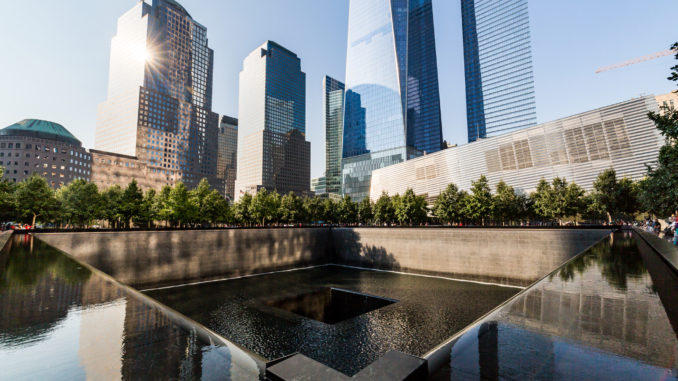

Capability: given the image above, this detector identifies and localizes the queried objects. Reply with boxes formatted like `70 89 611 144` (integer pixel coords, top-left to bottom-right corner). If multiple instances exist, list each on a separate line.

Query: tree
249 189 278 226
358 197 374 225
101 185 124 228
233 193 253 226
0 177 16 222
135 189 157 228
57 179 102 227
373 192 395 225
322 198 338 224
202 189 230 225
433 183 465 224
565 182 587 223
14 175 59 227
464 175 493 225
531 178 552 221
590 169 636 223
395 188 427 225
169 182 197 227
154 185 173 227
492 181 518 225
642 42 678 217
120 180 143 227
280 192 304 224
338 195 358 224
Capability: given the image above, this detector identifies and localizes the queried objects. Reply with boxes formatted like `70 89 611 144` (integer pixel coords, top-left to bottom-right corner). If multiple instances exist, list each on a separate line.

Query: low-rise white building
370 95 665 202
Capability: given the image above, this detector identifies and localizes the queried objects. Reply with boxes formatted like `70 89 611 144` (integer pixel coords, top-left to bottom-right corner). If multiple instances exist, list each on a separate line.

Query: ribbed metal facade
370 96 663 201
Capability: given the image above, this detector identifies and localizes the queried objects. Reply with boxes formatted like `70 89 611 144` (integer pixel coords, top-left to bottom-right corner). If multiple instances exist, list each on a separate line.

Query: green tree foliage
169 182 197 226
233 193 253 226
249 189 279 226
101 185 124 228
433 183 467 224
591 169 637 222
14 175 59 227
154 185 173 226
358 197 374 224
303 196 324 223
531 178 552 221
492 181 518 225
202 189 230 225
322 198 338 223
280 192 304 224
641 42 678 217
56 179 102 227
394 188 428 225
464 175 493 225
338 195 358 224
373 192 395 225
135 189 157 228
120 180 143 228
0 174 18 222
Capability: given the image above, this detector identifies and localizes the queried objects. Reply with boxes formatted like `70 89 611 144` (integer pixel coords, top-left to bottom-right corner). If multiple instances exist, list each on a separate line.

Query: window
8 143 13 148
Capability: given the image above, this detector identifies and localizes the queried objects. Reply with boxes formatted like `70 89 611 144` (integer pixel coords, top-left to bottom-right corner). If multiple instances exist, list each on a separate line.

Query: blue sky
0 0 675 178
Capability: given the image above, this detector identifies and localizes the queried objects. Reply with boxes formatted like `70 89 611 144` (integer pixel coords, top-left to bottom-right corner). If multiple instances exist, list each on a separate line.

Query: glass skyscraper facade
95 0 219 190
343 0 442 201
234 41 310 200
217 115 238 201
322 76 345 195
462 0 537 142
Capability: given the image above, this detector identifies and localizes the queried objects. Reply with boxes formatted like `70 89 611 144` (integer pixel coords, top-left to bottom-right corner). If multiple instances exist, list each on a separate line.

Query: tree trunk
32 214 37 228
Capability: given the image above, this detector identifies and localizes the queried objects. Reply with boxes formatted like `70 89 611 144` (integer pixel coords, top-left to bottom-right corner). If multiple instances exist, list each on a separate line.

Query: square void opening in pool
265 287 397 324
144 265 519 376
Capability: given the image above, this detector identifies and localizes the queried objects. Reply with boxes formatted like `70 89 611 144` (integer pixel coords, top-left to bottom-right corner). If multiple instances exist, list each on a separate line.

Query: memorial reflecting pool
0 235 260 380
1 231 677 380
145 266 519 375
433 231 678 380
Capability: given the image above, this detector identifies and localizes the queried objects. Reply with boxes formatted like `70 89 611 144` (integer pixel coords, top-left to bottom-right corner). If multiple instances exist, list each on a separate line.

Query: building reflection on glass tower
217 116 238 201
234 41 310 200
462 0 537 142
95 0 220 191
342 0 443 201
323 76 345 196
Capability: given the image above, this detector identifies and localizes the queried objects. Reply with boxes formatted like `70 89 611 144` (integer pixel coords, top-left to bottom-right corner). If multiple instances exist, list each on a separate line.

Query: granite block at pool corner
0 230 12 251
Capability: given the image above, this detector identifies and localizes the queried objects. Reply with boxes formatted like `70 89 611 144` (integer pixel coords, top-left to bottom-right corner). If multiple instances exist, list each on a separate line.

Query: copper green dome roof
0 119 82 147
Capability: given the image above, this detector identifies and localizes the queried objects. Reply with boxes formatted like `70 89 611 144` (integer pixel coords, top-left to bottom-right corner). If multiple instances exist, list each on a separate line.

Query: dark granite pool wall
36 227 612 289
36 229 333 288
332 228 612 286
0 230 12 251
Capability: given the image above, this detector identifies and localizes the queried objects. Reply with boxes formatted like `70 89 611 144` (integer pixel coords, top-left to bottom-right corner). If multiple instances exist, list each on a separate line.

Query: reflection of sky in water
1 307 87 380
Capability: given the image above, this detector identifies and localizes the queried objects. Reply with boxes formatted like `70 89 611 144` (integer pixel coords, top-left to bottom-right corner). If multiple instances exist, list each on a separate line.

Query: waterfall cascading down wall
35 228 613 288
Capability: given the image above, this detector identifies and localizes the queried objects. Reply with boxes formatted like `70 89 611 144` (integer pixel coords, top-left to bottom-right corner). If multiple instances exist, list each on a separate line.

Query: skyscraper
217 116 238 201
342 0 443 201
462 0 537 142
95 0 219 190
322 76 345 195
234 41 310 200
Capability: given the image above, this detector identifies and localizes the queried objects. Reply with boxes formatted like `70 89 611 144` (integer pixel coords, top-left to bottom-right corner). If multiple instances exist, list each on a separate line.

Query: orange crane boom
595 49 677 74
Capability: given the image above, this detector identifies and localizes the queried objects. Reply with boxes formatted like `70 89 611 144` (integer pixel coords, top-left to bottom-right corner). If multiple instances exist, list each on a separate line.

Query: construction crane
595 49 677 74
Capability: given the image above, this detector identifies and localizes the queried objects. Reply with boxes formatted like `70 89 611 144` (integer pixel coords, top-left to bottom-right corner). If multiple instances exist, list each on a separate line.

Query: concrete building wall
331 228 611 286
36 228 611 289
90 149 167 191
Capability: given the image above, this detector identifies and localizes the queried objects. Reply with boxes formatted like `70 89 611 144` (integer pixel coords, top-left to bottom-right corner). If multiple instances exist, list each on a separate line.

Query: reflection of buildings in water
78 299 126 381
121 297 204 380
0 276 82 342
502 264 677 368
